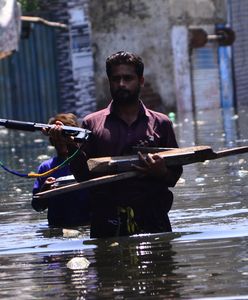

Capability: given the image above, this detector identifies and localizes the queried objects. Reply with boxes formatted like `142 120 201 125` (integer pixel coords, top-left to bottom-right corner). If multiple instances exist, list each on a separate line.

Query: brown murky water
0 107 248 299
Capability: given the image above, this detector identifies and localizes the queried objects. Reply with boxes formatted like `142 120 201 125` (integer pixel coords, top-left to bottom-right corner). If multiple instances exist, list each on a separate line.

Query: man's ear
140 76 145 86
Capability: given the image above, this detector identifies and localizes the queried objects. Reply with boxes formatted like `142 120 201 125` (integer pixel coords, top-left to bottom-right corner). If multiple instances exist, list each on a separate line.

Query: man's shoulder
145 107 171 123
83 107 108 123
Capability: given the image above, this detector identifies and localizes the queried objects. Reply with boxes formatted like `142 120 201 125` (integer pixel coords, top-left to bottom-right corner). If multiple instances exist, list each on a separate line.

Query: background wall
229 0 248 108
89 0 227 113
0 0 231 122
38 0 96 119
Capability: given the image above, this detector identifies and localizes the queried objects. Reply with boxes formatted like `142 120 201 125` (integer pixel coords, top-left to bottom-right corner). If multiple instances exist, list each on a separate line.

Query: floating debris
62 228 82 238
110 242 119 247
34 139 45 143
196 120 205 125
66 257 90 270
0 129 8 135
37 154 51 161
176 178 186 185
168 112 176 122
47 145 55 151
237 170 248 178
14 187 22 193
195 177 205 183
238 159 246 165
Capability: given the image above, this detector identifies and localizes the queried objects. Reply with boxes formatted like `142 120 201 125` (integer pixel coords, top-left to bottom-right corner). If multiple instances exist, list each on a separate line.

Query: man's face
108 64 144 105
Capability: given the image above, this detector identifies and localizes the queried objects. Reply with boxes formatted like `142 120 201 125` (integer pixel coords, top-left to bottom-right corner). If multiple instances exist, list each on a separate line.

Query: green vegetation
19 0 41 12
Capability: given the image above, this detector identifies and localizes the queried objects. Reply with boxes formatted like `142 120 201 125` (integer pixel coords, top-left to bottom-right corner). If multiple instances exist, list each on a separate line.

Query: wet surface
0 107 248 299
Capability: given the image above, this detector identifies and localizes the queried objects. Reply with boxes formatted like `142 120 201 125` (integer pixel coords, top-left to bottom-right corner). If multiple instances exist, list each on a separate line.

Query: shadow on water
0 107 248 299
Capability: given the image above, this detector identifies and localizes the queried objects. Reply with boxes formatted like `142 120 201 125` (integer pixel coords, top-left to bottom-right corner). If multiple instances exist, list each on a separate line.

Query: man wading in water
49 51 183 238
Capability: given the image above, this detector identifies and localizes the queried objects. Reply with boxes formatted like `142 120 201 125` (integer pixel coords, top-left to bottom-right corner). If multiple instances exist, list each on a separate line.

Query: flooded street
0 107 248 299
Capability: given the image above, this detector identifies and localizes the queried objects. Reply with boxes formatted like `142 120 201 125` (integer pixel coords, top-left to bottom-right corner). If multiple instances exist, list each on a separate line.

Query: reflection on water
0 234 247 299
0 107 248 299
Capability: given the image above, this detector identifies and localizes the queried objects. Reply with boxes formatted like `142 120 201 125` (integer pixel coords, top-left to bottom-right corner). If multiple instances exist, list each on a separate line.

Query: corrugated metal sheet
229 0 248 106
0 23 59 123
191 42 221 111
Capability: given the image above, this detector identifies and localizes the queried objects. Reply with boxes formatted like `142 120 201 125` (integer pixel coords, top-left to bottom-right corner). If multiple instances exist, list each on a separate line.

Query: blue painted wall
0 23 60 123
217 24 235 108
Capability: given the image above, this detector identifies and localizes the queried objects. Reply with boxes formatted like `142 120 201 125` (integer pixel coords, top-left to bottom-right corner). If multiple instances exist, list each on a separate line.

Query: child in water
32 113 90 227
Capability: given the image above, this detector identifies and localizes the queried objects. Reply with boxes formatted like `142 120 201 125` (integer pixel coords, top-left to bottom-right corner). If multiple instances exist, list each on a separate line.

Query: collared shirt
80 100 182 237
82 100 179 157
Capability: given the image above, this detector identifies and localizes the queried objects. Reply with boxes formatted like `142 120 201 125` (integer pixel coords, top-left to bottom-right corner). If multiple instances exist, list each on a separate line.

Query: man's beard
111 86 141 105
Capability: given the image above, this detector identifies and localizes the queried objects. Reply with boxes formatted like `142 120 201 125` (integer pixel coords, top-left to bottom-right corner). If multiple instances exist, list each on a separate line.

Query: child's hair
48 113 79 147
48 113 79 127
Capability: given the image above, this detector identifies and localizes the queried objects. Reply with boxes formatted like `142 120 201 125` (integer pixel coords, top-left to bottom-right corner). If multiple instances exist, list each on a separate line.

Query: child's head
48 113 79 148
48 113 79 127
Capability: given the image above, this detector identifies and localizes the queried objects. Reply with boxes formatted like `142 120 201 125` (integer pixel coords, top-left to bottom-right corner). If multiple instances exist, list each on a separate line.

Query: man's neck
114 100 140 126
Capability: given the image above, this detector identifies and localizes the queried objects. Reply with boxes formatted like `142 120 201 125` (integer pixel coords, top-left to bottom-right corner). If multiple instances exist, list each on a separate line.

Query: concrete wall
68 0 96 118
39 0 96 119
89 0 227 113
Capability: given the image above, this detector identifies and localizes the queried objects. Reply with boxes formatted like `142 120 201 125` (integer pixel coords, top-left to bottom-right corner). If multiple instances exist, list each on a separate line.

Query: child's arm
32 177 56 211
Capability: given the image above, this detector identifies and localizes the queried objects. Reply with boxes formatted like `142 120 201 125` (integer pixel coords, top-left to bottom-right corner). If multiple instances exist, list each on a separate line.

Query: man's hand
132 151 168 177
42 120 67 143
133 151 183 186
42 120 77 157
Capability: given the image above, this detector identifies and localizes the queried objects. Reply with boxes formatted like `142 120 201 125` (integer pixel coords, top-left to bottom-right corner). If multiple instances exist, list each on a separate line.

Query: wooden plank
88 145 248 175
34 171 138 199
34 145 248 200
87 145 213 174
132 146 175 153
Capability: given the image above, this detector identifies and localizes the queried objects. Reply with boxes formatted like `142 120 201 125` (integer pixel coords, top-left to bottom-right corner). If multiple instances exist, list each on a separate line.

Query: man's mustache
117 88 129 92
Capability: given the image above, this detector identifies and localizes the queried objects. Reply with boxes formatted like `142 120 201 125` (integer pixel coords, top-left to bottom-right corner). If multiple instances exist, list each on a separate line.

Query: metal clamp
189 27 235 48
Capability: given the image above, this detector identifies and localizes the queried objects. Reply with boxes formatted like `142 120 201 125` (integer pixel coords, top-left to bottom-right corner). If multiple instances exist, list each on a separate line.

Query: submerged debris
66 257 90 270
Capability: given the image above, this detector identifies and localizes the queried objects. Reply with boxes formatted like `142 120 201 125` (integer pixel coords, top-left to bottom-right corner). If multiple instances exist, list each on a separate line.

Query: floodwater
0 107 248 299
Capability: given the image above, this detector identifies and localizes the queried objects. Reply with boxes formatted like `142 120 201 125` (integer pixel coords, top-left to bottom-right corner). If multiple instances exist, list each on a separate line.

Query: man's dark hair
106 51 144 78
